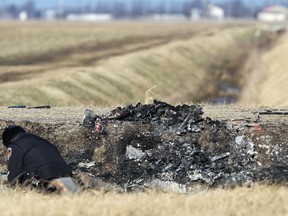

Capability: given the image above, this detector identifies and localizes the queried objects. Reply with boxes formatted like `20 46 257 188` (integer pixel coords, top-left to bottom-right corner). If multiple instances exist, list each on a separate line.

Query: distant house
257 5 287 22
43 9 57 20
207 4 224 20
146 14 187 21
66 13 113 21
19 11 28 21
190 8 202 20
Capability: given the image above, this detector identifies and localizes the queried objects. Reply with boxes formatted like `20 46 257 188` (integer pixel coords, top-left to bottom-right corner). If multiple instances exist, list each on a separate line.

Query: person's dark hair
2 125 26 147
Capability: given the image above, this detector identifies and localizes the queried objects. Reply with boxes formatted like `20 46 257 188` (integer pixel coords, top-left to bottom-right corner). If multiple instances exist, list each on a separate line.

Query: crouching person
2 125 79 193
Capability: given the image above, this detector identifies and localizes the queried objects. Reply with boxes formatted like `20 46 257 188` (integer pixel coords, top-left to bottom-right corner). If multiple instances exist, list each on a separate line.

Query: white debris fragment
126 145 145 160
78 161 96 168
210 152 231 162
187 171 214 185
234 136 255 155
246 141 255 155
235 135 245 147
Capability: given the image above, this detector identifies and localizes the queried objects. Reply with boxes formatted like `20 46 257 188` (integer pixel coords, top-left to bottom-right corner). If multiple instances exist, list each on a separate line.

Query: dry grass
0 21 256 106
0 21 204 58
256 31 288 106
1 21 287 106
1 21 287 216
0 184 286 216
239 26 288 106
0 20 225 68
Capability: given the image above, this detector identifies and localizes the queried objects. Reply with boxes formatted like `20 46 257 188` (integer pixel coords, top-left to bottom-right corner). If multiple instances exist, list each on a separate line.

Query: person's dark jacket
7 133 72 183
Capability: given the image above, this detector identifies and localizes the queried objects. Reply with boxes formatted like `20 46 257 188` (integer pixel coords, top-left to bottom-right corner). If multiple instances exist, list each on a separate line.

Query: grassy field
1 21 288 106
260 40 288 105
0 184 286 216
0 21 258 106
240 28 288 106
0 20 288 216
0 21 222 58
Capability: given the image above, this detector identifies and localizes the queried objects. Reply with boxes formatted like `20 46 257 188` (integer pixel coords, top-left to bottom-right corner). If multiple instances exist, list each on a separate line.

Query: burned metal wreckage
75 100 288 192
0 100 287 193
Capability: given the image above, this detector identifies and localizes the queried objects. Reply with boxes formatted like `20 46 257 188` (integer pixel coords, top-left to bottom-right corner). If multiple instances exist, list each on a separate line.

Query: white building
146 14 187 21
190 9 201 21
207 4 224 20
43 9 57 21
257 5 287 22
66 13 113 21
19 11 28 21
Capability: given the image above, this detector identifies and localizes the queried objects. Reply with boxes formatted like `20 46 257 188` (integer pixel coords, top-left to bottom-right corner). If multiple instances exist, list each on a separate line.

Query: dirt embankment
240 26 288 106
200 26 284 104
0 102 287 192
0 22 235 83
0 23 266 107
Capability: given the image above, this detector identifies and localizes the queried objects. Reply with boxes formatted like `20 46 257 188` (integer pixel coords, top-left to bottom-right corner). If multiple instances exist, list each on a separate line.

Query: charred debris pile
74 100 287 192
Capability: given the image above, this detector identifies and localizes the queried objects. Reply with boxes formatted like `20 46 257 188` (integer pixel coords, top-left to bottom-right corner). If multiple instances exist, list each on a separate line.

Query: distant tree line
0 0 276 19
0 1 42 19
